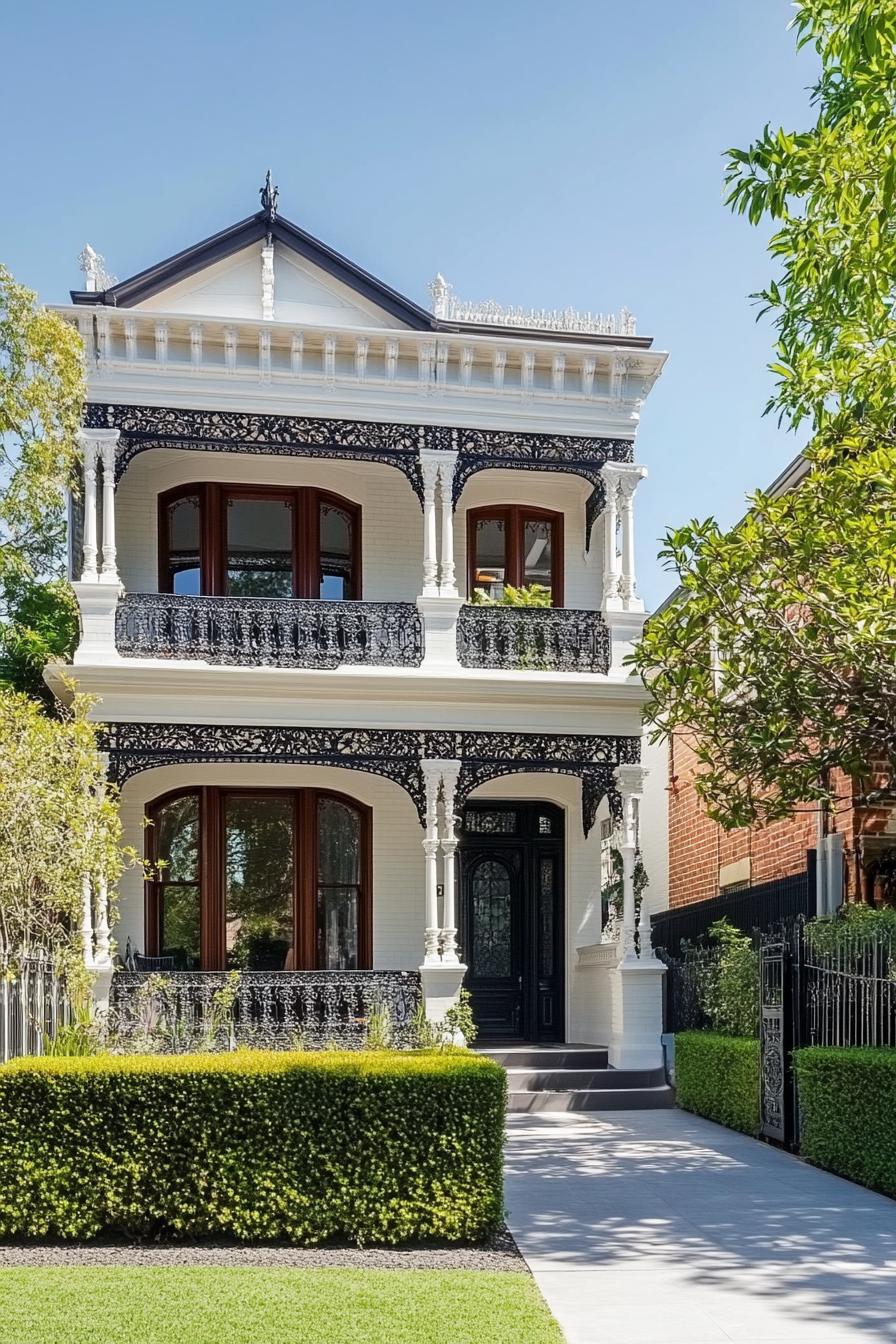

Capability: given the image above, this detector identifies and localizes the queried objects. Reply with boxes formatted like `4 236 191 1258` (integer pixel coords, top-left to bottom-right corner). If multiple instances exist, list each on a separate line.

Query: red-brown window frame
158 483 362 599
466 505 564 606
145 785 373 970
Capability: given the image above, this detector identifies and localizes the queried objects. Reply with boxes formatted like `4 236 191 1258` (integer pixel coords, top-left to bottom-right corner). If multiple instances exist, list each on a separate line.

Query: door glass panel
538 856 555 979
523 517 553 597
473 517 506 600
317 796 361 969
167 495 201 595
471 859 512 979
225 796 294 970
464 810 517 835
226 497 293 597
319 502 355 600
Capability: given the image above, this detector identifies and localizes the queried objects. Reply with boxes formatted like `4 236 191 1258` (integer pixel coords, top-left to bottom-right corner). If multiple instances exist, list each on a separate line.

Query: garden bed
0 1051 505 1245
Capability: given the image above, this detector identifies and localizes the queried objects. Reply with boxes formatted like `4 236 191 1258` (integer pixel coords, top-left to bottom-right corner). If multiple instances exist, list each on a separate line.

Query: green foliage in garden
675 1032 760 1135
469 583 552 607
0 579 79 704
634 1 896 828
795 1046 896 1197
0 1267 563 1344
0 1051 506 1245
697 919 759 1038
805 902 896 953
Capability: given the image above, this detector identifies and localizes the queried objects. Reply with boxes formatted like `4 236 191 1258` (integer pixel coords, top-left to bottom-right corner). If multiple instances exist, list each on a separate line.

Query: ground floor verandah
83 723 666 1063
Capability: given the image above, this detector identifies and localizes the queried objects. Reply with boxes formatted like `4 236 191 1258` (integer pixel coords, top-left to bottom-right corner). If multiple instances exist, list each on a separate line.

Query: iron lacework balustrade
110 969 422 1050
115 593 424 669
457 605 610 674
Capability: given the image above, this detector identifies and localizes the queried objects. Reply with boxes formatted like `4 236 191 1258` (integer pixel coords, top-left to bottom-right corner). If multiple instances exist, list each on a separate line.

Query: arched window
467 506 563 605
147 788 371 971
159 486 361 599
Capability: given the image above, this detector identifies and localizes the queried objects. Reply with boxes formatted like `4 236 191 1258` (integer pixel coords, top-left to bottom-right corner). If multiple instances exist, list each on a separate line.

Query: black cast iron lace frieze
110 970 422 1051
115 593 424 670
84 403 426 500
448 426 634 546
102 722 640 835
456 604 610 674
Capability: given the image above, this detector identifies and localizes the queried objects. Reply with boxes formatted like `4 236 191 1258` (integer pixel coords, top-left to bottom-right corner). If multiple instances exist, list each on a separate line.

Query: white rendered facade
51 190 668 1063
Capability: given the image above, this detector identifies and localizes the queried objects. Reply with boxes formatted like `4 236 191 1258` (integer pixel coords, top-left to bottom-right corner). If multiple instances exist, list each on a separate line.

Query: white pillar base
608 956 666 1071
417 596 462 670
604 609 647 676
72 582 122 665
90 964 115 1018
419 962 468 1043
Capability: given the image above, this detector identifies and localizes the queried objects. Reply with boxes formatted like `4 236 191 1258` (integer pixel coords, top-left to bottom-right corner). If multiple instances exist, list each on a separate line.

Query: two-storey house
48 178 669 1087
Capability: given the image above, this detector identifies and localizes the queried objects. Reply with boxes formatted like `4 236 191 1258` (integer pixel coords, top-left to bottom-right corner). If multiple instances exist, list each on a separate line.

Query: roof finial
260 169 279 239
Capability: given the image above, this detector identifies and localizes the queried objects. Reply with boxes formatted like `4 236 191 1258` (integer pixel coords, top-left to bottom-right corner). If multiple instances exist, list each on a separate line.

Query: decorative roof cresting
260 169 279 237
428 273 636 337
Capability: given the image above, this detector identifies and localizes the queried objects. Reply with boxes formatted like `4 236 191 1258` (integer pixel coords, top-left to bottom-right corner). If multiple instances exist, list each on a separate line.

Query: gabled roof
71 209 436 329
71 204 653 347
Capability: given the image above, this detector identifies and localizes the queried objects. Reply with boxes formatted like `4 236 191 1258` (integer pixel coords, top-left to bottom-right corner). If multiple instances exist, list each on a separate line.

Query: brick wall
668 732 896 909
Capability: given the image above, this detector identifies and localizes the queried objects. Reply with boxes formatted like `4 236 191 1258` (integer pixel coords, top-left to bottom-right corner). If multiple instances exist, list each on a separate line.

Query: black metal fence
651 861 815 953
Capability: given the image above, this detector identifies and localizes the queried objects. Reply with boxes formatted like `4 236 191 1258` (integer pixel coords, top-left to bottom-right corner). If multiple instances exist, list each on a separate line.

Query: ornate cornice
101 721 641 835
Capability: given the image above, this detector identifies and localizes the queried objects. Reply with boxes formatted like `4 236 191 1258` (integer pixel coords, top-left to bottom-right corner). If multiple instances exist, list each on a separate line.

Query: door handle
518 976 523 990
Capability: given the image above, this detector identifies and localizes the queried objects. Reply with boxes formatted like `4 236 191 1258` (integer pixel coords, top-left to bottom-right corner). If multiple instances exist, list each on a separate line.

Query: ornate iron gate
759 935 790 1143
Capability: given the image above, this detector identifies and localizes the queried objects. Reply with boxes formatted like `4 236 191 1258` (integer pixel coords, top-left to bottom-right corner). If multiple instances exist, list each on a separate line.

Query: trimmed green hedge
675 1032 760 1134
795 1047 896 1197
0 1050 506 1245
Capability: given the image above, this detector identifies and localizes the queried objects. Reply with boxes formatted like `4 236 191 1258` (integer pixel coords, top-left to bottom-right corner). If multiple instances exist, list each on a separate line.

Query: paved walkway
505 1109 896 1344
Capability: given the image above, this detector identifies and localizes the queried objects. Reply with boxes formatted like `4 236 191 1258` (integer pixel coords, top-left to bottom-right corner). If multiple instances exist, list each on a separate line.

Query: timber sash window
467 506 563 605
159 485 360 599
147 788 371 971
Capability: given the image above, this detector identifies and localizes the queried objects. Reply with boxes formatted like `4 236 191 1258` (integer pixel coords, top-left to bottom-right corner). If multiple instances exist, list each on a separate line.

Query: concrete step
505 1066 667 1092
478 1046 609 1070
508 1084 676 1113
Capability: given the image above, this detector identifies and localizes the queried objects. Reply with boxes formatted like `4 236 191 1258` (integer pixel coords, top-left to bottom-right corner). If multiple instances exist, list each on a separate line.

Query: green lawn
0 1267 562 1344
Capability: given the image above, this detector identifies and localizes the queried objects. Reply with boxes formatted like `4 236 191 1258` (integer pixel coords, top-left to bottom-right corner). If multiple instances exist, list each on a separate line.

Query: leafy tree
634 1 896 827
0 692 130 978
0 266 84 698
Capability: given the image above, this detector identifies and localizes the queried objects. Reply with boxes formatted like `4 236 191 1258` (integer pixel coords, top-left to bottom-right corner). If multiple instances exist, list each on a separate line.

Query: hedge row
0 1050 506 1244
675 1032 760 1135
795 1047 896 1198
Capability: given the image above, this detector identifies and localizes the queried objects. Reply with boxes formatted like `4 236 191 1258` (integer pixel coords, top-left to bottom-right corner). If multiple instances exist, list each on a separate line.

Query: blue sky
1 1 816 608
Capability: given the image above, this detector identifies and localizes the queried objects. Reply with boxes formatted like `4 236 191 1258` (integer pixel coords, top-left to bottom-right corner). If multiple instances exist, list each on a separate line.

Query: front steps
478 1044 675 1112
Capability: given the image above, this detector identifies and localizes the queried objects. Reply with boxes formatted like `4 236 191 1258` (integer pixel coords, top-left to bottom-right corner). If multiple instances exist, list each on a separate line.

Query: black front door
460 802 564 1042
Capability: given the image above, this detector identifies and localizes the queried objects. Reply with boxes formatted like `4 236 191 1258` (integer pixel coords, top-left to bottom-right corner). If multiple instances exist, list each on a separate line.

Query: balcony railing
457 604 610 673
115 593 424 669
110 970 422 1051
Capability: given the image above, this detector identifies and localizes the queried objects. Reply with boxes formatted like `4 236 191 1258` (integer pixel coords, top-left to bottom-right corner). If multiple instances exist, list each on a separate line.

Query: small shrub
444 989 477 1045
0 1051 506 1245
696 919 759 1037
795 1047 896 1197
805 903 896 954
675 1032 760 1134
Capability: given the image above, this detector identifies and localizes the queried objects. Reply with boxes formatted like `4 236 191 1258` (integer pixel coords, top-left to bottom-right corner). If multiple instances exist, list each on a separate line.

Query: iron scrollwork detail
450 426 635 546
110 969 422 1050
115 592 424 669
101 721 640 835
457 604 610 674
84 402 426 500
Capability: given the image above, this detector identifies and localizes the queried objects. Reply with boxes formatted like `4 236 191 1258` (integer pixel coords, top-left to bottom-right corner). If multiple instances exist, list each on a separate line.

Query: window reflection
225 796 294 971
317 796 361 969
226 497 293 598
473 517 506 600
167 496 201 595
319 502 355 600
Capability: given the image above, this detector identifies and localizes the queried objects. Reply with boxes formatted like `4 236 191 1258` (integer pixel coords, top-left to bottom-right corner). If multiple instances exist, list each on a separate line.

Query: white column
99 431 121 583
437 454 458 597
421 456 440 598
94 876 112 967
439 761 461 964
80 874 95 969
78 431 100 582
600 464 621 611
617 465 647 612
614 763 647 964
421 762 442 965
